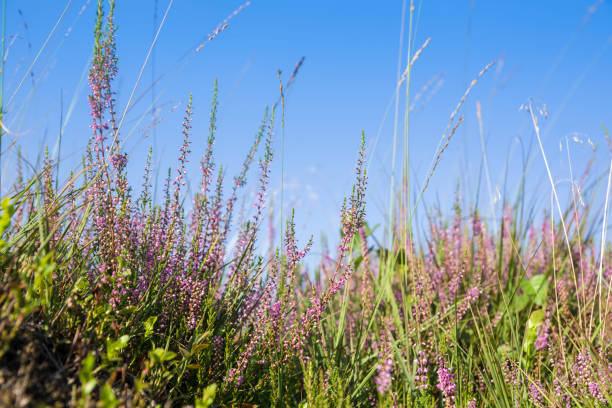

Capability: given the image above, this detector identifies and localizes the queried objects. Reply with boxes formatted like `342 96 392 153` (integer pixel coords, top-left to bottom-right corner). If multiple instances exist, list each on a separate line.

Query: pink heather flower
375 330 394 394
529 382 545 406
472 212 482 237
535 312 551 351
573 352 591 379
569 351 610 403
467 286 481 302
414 349 429 390
436 359 456 400
588 381 605 402
110 151 127 171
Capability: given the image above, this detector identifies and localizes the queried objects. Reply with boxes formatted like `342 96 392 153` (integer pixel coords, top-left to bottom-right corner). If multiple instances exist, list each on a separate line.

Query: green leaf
179 344 191 358
510 294 530 312
527 309 546 329
191 343 210 354
106 335 129 361
523 309 545 355
364 223 379 236
0 198 15 236
520 274 548 305
144 316 157 339
195 383 217 408
149 348 177 365
79 353 97 395
99 382 119 408
193 330 211 346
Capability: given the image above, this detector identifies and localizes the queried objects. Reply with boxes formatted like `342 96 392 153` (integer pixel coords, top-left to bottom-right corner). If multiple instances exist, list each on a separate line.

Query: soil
0 321 79 407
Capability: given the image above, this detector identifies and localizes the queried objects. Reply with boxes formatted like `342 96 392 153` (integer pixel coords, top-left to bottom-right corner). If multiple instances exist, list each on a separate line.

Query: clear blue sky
2 1 611 254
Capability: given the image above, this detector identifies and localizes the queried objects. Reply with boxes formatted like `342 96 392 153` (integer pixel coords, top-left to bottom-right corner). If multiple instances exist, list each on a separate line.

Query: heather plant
1 1 369 405
1 1 612 407
307 197 612 407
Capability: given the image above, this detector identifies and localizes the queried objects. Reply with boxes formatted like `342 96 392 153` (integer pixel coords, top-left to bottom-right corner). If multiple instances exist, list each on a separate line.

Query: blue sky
1 1 611 254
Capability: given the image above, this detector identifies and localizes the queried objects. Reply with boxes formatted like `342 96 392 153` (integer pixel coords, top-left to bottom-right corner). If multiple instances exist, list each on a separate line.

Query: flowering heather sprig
375 328 394 395
110 151 127 172
83 0 132 301
571 351 608 402
414 349 429 390
225 268 278 386
218 118 287 386
499 360 521 395
535 311 551 351
573 351 592 381
358 227 374 317
199 80 218 201
171 95 193 217
289 137 368 360
89 0 118 151
337 132 367 260
284 211 311 274
203 169 226 271
281 210 312 307
444 198 464 309
529 381 545 407
226 112 274 290
42 148 55 208
436 357 456 405
186 279 206 329
137 146 153 211
222 109 267 239
471 212 485 285
588 381 606 403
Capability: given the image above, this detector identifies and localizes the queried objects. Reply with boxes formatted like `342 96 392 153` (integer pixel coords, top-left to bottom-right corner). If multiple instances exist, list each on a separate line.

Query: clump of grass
1 1 611 407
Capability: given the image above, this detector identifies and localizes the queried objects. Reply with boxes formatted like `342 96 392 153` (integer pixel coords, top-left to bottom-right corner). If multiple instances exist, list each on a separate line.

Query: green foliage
143 316 157 339
520 274 549 306
99 382 120 408
0 197 14 238
194 383 217 408
149 347 177 366
106 335 129 362
79 353 97 401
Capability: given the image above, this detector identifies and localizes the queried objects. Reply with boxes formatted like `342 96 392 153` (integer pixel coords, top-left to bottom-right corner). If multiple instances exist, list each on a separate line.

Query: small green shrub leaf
106 335 129 361
150 348 177 365
195 383 217 408
144 316 157 339
99 382 119 408
520 274 548 306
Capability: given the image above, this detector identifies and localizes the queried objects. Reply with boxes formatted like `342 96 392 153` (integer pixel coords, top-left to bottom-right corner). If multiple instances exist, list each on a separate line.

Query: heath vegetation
0 1 611 407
